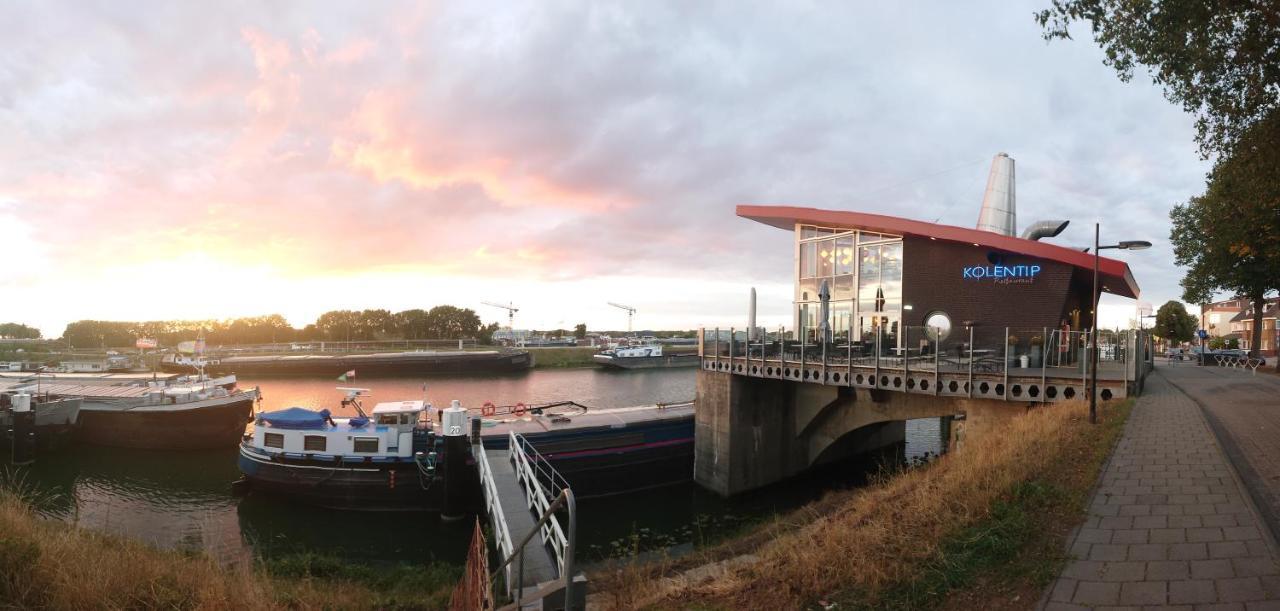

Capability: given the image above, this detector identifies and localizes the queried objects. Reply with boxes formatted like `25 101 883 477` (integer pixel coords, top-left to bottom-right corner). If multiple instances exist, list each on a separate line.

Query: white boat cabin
250 400 431 460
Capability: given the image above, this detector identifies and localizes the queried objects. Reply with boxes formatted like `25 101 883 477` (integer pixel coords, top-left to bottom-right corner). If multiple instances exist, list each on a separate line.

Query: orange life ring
482 402 496 417
513 402 527 417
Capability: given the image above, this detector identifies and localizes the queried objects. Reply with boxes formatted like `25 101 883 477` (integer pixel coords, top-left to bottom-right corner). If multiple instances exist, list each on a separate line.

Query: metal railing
700 324 1149 401
475 440 515 591
479 430 577 609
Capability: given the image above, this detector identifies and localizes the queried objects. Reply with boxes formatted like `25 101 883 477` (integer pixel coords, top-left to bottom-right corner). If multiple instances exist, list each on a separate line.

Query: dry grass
0 486 454 610
600 399 1129 610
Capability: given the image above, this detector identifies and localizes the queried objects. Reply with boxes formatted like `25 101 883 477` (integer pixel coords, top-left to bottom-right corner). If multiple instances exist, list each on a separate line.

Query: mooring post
1041 326 1048 402
967 326 974 398
1003 327 1010 401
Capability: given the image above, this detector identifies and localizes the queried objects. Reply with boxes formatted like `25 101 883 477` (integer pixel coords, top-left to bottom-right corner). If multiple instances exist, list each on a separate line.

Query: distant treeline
60 307 500 348
0 323 42 339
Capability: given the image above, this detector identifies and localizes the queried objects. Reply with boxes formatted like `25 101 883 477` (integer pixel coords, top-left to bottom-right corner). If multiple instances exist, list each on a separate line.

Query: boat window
303 435 326 452
377 414 398 425
264 432 284 449
353 437 379 453
400 414 415 425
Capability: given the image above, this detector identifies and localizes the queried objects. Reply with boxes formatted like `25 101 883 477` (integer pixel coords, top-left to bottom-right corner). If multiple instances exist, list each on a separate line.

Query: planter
1029 345 1043 368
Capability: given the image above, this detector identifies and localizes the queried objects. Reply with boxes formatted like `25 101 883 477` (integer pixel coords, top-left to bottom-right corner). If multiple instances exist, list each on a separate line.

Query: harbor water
6 367 946 568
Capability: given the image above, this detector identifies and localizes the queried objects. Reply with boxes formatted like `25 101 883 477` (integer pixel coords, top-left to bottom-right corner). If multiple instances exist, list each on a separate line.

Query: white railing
475 440 515 590
509 430 573 578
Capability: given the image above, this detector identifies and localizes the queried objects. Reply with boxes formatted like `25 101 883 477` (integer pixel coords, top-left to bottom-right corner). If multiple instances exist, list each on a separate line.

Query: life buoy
482 402 496 417
514 402 527 417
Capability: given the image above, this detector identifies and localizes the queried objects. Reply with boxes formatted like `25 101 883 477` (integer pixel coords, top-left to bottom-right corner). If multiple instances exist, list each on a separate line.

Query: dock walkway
1041 371 1280 608
485 446 558 592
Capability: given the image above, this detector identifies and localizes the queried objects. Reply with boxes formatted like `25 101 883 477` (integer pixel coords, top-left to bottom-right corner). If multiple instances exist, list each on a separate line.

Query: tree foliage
1170 111 1280 357
1152 300 1198 344
1037 1 1280 155
574 323 587 339
60 306 494 348
0 323 41 339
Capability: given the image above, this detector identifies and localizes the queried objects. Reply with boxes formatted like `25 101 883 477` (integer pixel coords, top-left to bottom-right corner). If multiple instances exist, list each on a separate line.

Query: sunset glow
1 2 1203 337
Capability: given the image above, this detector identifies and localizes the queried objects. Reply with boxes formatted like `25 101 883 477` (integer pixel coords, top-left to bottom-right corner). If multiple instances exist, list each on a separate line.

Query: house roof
1228 300 1279 323
738 205 1141 299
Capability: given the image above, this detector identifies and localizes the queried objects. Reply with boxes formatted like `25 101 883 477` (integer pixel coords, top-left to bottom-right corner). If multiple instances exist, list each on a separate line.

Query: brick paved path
1043 372 1280 609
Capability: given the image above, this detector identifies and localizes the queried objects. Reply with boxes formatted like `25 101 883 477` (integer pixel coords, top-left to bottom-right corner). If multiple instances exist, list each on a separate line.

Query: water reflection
6 367 947 569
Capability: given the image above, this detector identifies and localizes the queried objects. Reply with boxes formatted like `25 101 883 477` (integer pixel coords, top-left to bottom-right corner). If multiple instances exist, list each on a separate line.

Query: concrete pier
694 369 1025 496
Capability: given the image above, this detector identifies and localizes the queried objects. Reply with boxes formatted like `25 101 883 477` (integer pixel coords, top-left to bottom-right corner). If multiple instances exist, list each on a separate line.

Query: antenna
481 301 520 346
607 302 637 335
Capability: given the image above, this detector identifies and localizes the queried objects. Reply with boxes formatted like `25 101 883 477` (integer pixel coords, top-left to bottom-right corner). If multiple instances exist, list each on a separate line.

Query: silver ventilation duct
1020 220 1070 241
976 152 1016 236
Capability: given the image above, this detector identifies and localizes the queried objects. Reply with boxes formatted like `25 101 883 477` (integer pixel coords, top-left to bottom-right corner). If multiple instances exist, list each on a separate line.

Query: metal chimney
976 152 1016 236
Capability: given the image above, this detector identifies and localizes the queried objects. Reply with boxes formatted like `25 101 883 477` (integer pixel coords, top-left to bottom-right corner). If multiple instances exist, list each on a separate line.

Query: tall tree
1152 300 1198 345
1171 110 1280 360
0 323 41 339
1037 1 1280 155
574 323 587 340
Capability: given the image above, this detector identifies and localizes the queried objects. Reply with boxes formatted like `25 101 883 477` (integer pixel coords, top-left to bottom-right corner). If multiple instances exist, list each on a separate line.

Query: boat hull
0 398 81 449
484 414 695 498
77 395 254 450
169 351 533 377
237 445 480 511
592 354 700 370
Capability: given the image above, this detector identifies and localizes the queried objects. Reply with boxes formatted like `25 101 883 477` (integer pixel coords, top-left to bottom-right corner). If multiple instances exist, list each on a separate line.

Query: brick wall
902 236 1091 332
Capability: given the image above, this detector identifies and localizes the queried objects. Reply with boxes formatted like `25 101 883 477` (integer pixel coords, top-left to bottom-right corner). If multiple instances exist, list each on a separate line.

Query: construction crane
481 301 520 345
607 302 637 336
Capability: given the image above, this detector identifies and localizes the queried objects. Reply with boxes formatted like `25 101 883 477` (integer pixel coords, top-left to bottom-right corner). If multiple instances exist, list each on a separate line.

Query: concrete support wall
694 370 1026 496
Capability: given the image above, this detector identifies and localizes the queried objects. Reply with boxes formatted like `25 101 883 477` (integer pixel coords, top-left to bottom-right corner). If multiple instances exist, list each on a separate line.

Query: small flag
337 369 356 382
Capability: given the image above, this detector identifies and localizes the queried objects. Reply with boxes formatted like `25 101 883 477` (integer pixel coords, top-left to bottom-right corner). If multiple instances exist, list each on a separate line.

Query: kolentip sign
962 264 1041 280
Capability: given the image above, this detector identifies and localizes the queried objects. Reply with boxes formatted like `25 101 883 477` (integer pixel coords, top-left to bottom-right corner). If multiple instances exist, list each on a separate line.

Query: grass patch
598 398 1132 610
0 481 459 610
527 346 598 368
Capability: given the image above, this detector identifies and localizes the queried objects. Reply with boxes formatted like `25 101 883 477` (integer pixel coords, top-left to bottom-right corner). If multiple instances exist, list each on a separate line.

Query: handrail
474 440 515 589
488 488 576 609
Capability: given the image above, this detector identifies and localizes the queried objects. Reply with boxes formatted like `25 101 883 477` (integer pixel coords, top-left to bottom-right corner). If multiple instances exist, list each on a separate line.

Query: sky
0 1 1211 338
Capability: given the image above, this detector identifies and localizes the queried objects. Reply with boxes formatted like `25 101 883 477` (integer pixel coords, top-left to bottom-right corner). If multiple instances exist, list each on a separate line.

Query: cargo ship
161 349 532 377
592 344 699 370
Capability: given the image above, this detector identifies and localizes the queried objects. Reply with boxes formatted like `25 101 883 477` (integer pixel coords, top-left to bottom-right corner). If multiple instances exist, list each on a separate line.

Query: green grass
527 346 598 368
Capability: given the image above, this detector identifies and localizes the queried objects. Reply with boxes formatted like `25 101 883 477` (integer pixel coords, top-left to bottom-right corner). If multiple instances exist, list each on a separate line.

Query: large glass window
800 242 817 279
795 227 902 349
858 244 881 313
834 235 855 275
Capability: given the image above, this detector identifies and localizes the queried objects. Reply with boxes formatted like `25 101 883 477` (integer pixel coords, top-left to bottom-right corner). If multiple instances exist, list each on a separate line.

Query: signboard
962 264 1041 284
135 338 157 349
1197 329 1208 340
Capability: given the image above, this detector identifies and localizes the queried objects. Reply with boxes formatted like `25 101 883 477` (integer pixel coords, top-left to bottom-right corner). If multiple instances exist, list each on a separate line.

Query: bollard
11 393 35 465
440 400 470 519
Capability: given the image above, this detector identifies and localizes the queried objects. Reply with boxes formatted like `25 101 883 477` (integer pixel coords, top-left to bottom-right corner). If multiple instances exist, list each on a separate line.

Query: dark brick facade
902 236 1095 333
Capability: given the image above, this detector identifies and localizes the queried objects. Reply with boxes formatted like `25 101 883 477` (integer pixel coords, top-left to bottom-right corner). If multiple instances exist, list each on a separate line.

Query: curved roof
739 205 1140 299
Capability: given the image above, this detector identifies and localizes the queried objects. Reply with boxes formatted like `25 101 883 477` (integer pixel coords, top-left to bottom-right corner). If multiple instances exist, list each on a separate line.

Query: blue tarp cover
260 407 327 430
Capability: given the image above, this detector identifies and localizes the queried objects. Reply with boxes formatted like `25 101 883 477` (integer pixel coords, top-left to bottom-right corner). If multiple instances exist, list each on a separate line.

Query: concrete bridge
694 327 1152 496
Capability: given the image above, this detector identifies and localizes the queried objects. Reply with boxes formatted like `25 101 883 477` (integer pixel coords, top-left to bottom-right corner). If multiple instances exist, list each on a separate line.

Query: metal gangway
474 429 583 610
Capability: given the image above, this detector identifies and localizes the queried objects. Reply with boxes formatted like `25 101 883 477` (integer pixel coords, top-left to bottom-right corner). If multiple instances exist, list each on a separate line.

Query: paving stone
1212 542 1253 560
1075 580 1122 605
1219 577 1267 603
1232 558 1280 578
1169 579 1218 605
1192 559 1237 580
1102 561 1147 582
1051 577 1078 602
1042 372 1280 608
1120 581 1167 605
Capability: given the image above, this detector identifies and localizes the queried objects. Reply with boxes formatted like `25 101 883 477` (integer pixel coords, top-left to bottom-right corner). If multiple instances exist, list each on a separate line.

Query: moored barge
163 349 532 377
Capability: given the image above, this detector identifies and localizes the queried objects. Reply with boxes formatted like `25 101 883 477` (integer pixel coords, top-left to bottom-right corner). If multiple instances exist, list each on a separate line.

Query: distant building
1200 298 1246 338
1228 298 1279 356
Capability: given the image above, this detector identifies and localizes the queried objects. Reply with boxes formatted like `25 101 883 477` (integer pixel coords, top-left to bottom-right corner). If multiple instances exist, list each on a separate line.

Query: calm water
6 367 945 568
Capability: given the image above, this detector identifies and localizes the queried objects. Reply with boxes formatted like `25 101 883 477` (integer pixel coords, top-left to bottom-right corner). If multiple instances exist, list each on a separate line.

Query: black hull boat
163 350 532 377
0 395 82 449
236 395 694 511
77 392 256 450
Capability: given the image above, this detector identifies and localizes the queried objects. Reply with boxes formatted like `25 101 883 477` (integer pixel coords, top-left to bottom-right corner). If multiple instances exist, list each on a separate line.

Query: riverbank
593 398 1133 609
0 483 456 609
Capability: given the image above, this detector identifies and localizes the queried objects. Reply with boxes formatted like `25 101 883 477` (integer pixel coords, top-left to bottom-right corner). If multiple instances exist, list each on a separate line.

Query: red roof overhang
739 205 1140 299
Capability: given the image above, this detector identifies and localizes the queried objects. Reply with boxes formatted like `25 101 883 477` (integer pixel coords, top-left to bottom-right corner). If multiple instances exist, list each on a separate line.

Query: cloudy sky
1 1 1209 337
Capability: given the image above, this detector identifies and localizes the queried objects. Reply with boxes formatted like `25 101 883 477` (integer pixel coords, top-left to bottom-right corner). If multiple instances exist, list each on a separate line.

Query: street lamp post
1090 222 1152 424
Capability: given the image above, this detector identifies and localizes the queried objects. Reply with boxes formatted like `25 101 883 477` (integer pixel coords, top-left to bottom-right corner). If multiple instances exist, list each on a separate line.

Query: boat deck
479 403 694 437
